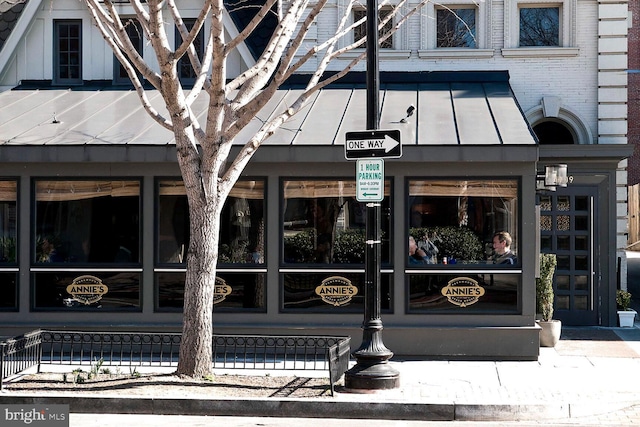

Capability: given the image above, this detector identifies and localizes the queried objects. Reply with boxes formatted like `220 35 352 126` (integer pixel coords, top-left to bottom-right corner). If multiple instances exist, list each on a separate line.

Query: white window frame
338 0 410 60
419 1 493 59
502 0 579 58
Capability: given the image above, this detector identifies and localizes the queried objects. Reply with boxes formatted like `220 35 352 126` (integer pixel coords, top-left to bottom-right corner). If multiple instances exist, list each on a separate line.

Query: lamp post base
344 361 400 391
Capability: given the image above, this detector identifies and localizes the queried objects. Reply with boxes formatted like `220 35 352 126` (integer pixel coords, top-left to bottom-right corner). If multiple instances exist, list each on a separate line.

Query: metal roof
0 72 537 148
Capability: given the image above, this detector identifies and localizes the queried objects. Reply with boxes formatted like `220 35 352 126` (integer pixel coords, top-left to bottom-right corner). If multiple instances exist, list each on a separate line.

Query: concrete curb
0 395 612 421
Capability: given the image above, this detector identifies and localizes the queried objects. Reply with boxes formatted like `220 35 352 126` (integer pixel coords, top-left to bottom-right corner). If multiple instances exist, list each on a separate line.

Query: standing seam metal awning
0 71 537 148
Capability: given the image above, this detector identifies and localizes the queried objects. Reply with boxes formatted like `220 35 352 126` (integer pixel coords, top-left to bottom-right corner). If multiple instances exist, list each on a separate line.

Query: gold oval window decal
315 276 358 306
213 277 232 305
441 277 485 307
66 275 108 305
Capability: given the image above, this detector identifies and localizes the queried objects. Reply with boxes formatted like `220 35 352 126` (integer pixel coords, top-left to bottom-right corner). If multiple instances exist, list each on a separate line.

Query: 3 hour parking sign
356 159 384 202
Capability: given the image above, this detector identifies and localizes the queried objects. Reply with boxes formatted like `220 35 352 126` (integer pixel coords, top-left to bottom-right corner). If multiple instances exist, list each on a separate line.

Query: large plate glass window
32 179 141 311
0 180 18 310
407 179 520 314
281 179 392 314
156 179 266 312
282 179 391 265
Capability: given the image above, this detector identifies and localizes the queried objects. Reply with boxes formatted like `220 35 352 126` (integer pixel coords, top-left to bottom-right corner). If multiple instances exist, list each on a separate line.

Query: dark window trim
53 20 83 86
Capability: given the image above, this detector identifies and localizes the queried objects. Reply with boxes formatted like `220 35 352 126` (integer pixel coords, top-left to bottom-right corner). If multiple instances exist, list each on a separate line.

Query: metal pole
344 0 399 390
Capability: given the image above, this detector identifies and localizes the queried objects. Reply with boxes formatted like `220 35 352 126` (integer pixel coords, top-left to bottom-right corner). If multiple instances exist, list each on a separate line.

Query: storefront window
33 271 140 311
34 180 141 264
408 179 519 266
0 180 18 310
408 273 519 313
156 272 266 312
155 179 266 312
282 179 392 265
282 272 392 313
157 179 265 265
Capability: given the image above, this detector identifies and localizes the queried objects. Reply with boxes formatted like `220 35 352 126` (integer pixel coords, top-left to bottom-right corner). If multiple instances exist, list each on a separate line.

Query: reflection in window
354 8 393 49
33 271 140 311
282 273 392 313
408 179 518 265
437 8 476 48
34 180 140 264
157 179 265 265
156 272 265 312
0 181 17 264
519 7 559 47
282 180 391 265
408 274 519 313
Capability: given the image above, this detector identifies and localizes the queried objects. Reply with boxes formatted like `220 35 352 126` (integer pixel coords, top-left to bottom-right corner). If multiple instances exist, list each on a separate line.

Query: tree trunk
176 183 221 377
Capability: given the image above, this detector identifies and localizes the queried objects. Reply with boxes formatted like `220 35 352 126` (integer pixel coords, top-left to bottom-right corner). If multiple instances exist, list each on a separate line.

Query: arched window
533 121 575 145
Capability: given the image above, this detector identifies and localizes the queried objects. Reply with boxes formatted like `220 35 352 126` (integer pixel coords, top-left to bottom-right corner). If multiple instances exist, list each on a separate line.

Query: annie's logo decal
315 276 358 306
66 275 108 305
213 277 232 305
441 277 485 307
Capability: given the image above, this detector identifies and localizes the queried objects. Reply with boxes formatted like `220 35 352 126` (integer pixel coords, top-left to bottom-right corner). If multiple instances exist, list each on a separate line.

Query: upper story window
419 2 492 59
53 20 82 85
519 6 560 46
34 179 141 265
176 19 205 84
502 0 578 57
353 7 394 49
436 7 477 48
114 18 144 85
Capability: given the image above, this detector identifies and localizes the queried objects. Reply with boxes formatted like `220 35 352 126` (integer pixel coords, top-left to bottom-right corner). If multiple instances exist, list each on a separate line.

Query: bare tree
81 0 430 378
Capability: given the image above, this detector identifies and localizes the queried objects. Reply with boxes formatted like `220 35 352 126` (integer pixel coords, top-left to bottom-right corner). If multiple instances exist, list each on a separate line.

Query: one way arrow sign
345 129 402 160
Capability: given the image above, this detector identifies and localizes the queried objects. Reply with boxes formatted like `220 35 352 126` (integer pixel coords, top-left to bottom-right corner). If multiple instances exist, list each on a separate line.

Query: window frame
53 20 83 86
502 0 579 58
419 1 493 59
175 18 205 84
113 17 144 86
337 0 410 60
0 178 19 311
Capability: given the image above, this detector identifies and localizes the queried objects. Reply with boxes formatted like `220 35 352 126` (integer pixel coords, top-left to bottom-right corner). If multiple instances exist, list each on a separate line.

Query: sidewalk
2 325 640 423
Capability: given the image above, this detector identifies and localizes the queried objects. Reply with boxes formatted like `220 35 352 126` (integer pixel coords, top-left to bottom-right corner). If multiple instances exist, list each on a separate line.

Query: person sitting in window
40 235 64 262
409 236 430 264
491 231 517 265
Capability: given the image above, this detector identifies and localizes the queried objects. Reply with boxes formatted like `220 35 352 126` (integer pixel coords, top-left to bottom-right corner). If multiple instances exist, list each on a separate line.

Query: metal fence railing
0 330 351 394
0 330 42 391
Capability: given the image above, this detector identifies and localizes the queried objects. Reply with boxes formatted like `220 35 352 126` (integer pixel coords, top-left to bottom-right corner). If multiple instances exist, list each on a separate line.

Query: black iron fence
0 330 351 394
0 330 42 391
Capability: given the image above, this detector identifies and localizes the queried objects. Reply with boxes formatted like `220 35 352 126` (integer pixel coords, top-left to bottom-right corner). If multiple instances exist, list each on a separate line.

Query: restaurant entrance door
540 186 599 325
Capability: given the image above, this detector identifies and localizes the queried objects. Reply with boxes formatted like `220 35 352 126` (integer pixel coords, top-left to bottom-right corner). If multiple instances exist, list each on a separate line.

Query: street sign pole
345 0 400 391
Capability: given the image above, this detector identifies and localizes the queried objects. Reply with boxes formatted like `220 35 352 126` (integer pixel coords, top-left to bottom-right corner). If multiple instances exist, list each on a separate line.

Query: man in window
491 231 517 265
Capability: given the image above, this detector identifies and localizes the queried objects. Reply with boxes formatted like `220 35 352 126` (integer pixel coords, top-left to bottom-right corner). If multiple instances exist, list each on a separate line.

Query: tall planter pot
538 319 562 347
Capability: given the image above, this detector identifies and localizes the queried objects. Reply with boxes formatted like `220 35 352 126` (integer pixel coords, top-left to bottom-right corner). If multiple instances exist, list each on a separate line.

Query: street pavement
6 252 640 425
3 324 640 425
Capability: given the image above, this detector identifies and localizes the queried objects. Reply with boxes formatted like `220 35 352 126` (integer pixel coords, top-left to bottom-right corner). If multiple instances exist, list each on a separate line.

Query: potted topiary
536 253 561 347
616 289 636 328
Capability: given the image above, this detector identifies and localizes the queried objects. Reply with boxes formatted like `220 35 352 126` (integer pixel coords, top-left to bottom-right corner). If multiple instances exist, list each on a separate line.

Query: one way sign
344 130 402 160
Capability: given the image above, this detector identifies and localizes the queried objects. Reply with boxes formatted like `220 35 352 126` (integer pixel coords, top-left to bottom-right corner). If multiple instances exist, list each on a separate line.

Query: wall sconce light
537 164 569 191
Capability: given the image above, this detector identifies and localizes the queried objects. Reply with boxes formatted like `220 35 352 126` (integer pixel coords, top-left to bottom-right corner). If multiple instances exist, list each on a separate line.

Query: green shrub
333 229 365 263
409 226 483 262
617 289 632 311
536 253 557 321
